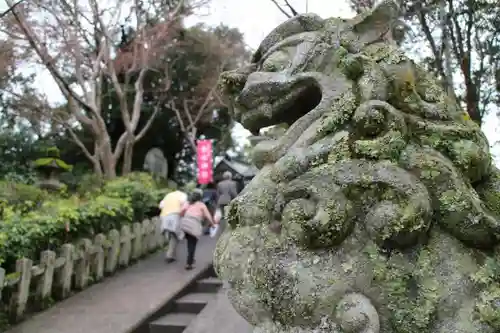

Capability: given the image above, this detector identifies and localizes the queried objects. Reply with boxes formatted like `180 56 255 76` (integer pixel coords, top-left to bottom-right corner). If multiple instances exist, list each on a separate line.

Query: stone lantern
34 147 72 191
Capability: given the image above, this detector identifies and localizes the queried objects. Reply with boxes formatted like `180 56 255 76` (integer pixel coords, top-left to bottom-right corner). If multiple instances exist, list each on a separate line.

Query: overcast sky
0 0 498 162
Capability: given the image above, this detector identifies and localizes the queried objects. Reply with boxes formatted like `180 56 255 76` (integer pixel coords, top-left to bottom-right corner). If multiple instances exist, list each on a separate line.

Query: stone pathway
184 288 253 333
6 236 217 333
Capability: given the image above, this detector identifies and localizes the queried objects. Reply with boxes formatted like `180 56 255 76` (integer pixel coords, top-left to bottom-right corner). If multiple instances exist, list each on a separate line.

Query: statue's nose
237 72 295 109
218 63 257 95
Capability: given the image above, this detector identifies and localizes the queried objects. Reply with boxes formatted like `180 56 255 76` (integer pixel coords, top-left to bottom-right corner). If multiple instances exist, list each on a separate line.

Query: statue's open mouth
235 82 322 135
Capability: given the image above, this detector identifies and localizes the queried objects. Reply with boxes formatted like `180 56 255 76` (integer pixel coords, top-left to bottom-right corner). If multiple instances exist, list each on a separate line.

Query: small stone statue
143 147 168 181
214 1 500 332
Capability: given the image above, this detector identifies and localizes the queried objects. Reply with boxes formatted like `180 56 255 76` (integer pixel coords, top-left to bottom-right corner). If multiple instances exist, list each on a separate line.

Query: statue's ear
351 0 401 45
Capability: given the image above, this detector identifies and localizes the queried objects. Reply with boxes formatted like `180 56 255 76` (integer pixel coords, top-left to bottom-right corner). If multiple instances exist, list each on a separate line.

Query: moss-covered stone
34 146 72 191
215 1 500 332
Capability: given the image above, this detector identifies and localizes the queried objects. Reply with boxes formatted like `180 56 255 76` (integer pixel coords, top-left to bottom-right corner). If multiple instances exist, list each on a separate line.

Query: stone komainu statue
214 1 500 332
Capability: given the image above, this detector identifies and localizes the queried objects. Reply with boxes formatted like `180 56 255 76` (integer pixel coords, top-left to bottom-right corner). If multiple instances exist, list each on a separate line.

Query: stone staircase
148 268 222 333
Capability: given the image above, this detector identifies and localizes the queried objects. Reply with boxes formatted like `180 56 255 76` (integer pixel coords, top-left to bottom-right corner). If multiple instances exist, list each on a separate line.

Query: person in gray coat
216 171 238 218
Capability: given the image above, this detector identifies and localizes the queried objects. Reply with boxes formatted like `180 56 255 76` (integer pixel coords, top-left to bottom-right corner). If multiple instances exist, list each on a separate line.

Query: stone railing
0 217 165 322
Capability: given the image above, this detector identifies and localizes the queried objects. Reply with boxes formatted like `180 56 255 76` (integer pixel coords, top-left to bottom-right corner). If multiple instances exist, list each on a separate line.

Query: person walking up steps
159 189 188 263
202 182 218 235
180 190 216 270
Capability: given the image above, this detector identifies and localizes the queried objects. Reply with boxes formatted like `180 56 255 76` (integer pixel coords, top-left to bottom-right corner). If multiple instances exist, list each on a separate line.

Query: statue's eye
261 50 290 72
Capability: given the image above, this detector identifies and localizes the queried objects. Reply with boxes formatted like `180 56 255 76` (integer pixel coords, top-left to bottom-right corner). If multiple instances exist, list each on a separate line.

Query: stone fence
0 217 165 322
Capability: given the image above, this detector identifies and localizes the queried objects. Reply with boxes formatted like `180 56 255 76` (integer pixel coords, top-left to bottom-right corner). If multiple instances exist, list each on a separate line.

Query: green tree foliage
0 128 48 183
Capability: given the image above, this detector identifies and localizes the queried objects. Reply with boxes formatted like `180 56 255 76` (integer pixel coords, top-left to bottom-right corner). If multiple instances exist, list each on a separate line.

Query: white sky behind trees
0 0 499 164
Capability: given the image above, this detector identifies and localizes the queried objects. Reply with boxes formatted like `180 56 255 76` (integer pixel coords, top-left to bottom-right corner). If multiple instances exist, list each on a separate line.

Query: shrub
0 181 47 214
102 172 159 221
0 173 171 272
77 195 133 234
0 195 132 271
59 168 103 195
74 173 104 197
119 172 157 187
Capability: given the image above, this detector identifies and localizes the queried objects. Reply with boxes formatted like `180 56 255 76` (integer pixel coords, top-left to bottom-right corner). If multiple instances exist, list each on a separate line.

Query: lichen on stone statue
214 1 500 332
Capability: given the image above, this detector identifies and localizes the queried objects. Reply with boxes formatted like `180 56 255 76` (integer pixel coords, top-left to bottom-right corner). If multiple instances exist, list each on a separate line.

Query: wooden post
132 222 142 259
152 216 163 249
11 258 32 321
74 239 92 289
106 229 120 274
57 244 74 299
119 225 132 267
148 218 157 251
142 219 151 254
37 250 56 305
93 234 106 282
0 267 5 303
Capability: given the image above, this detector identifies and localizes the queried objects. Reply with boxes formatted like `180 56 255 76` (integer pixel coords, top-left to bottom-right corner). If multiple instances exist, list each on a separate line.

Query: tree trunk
122 140 134 175
439 0 455 101
91 158 103 177
98 137 117 179
187 131 197 152
102 159 117 179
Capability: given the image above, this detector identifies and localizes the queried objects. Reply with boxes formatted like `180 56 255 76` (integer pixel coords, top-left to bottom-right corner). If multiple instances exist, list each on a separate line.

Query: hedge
102 172 159 221
0 182 47 215
0 172 171 272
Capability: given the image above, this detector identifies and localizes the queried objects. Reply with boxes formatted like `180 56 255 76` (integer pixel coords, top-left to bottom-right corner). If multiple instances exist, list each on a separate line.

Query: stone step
174 292 217 314
149 313 196 333
195 277 223 293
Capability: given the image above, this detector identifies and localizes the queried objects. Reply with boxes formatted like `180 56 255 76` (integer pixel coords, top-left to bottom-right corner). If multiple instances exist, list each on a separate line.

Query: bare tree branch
189 84 218 128
170 100 197 150
7 1 96 115
0 0 25 19
283 0 299 16
270 0 294 18
134 105 161 142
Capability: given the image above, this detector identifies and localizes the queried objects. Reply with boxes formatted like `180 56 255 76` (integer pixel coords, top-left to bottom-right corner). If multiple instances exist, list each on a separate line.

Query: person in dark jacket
216 171 238 217
202 182 218 214
202 182 217 234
